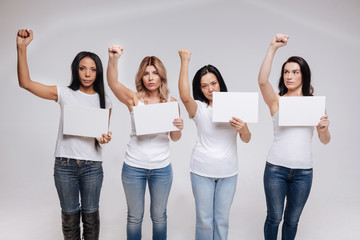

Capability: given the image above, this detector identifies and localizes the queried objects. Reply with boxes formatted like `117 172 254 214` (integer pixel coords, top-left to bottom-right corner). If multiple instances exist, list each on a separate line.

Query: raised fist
178 49 192 63
17 29 33 48
270 33 289 49
108 45 124 59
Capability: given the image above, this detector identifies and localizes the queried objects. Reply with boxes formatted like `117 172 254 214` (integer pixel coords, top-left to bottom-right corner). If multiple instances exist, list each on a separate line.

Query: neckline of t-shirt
77 89 98 96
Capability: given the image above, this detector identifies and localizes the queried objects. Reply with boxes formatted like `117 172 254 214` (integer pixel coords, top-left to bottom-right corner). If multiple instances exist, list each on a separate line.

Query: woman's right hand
17 29 33 48
108 45 124 60
178 49 192 63
270 33 289 50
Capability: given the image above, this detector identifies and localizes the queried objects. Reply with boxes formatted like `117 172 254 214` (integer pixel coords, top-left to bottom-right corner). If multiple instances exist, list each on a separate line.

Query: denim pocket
88 161 102 168
54 157 68 170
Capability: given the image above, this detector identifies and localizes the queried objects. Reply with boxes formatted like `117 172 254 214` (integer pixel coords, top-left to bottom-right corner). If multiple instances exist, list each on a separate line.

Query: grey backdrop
1 0 359 239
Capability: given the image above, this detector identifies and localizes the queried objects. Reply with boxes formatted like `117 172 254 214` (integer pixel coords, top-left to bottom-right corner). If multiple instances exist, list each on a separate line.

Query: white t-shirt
124 99 171 170
55 86 112 161
266 112 314 169
190 100 238 178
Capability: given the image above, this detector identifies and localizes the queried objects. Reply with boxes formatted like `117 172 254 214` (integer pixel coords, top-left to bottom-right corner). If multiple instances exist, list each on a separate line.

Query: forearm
258 46 277 86
170 130 182 142
178 61 191 102
106 58 119 89
319 130 331 145
17 46 32 89
239 129 251 143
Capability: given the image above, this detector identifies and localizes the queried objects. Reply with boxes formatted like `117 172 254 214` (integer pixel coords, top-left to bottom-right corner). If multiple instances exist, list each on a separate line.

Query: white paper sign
63 105 109 138
133 101 179 135
279 96 326 126
212 92 259 122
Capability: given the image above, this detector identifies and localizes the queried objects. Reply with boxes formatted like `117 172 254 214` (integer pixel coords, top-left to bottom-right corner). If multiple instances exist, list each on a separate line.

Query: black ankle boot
82 210 100 240
62 211 81 240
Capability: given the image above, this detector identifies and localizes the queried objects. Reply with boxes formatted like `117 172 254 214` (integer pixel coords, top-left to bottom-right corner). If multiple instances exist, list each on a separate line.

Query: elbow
19 80 29 90
180 95 191 104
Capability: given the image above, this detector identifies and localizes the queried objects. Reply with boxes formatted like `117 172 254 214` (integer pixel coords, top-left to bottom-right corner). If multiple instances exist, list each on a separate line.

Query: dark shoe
62 211 81 240
82 210 100 240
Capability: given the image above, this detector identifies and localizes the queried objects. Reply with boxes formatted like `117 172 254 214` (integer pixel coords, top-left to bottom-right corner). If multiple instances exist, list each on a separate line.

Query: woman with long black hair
17 29 112 240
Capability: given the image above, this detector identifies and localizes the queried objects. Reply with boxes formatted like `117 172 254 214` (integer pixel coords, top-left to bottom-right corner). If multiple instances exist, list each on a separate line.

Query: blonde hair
135 56 169 103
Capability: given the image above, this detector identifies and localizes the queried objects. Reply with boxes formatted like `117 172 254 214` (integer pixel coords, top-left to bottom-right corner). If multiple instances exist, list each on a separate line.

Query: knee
283 214 300 227
151 210 167 224
265 212 282 226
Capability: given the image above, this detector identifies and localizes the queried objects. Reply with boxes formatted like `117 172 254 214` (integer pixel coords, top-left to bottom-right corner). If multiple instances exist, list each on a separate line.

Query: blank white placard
279 96 326 126
63 105 109 138
133 101 179 135
212 92 259 122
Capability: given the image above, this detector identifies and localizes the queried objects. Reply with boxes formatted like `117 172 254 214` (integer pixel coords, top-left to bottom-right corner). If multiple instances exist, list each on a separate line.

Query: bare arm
17 29 57 101
178 49 197 118
316 114 331 144
169 97 183 142
258 34 289 115
107 45 137 111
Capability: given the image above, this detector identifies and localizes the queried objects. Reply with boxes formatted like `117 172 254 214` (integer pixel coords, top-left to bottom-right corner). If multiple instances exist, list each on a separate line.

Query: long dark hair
69 51 106 108
278 56 314 96
69 51 106 149
192 64 228 105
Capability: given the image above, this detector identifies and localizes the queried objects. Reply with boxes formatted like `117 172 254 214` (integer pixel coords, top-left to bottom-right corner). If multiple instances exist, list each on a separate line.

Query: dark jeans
263 162 313 240
54 157 103 214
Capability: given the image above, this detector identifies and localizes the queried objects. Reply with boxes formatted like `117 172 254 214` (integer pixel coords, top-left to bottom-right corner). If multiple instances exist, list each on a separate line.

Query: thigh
191 173 216 217
148 164 173 214
263 163 288 218
214 175 237 215
79 160 104 213
285 168 313 223
122 163 147 217
53 158 80 213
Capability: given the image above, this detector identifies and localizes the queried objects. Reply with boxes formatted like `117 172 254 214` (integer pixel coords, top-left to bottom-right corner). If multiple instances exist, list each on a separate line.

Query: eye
91 68 97 72
201 85 207 88
79 67 84 71
284 70 289 74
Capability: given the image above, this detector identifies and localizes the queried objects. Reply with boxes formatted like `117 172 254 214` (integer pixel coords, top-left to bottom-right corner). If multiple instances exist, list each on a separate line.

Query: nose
209 85 214 92
85 69 91 77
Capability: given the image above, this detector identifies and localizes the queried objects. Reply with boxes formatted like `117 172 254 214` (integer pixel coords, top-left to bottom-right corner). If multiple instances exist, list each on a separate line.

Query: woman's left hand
96 131 112 144
229 117 248 133
316 115 330 132
173 118 184 130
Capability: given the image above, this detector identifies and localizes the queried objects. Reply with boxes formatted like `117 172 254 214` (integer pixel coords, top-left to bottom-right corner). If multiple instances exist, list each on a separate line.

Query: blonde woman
107 45 183 240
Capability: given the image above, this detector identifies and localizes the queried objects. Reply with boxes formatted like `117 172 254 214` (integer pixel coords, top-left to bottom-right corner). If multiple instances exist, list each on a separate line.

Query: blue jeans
54 157 103 214
263 162 313 240
191 172 237 240
121 163 173 240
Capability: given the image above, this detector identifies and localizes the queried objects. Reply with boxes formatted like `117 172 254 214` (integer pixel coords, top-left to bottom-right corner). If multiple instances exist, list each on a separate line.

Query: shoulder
170 96 177 102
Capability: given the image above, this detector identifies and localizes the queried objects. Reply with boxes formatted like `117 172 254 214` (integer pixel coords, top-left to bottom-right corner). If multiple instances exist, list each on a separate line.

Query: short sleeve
105 94 112 109
192 100 202 122
56 85 62 105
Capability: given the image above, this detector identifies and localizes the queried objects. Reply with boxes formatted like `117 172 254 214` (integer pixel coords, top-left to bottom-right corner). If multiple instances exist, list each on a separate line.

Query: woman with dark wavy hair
178 49 251 240
258 33 331 240
107 45 183 240
17 29 112 240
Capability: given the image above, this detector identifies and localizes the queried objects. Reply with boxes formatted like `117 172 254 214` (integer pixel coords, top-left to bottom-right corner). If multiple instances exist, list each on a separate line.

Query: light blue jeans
122 163 173 240
263 162 313 240
191 172 237 240
53 157 103 214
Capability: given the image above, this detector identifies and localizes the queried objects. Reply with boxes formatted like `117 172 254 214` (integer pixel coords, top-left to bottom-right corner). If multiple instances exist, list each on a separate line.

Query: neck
284 87 303 97
79 85 96 94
